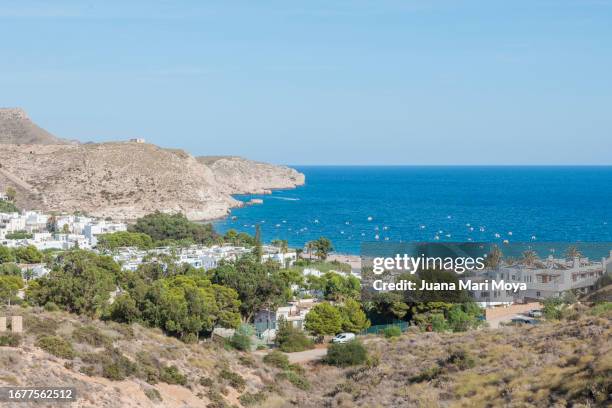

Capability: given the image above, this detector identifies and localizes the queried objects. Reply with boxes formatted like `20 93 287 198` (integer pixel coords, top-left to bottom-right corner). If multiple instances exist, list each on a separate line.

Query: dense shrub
325 341 368 367
25 315 59 336
275 319 313 352
279 370 310 390
101 349 137 381
159 365 187 385
409 366 442 383
0 200 18 213
44 302 59 311
304 302 343 336
445 349 477 370
229 332 252 351
543 297 564 320
382 326 401 338
0 333 21 347
219 369 246 391
36 335 75 359
199 376 214 387
589 302 612 316
129 212 218 245
239 391 267 406
96 231 154 250
143 388 162 402
263 350 290 370
72 325 112 348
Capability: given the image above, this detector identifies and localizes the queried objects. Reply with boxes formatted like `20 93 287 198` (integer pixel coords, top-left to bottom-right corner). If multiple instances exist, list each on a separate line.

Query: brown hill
0 108 67 145
0 110 304 220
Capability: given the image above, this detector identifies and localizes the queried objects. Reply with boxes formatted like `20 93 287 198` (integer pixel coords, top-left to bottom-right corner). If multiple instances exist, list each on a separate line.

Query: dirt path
286 347 327 363
254 346 328 364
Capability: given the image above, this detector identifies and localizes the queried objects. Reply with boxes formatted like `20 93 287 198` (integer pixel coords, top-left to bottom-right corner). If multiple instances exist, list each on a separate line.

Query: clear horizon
2 0 611 165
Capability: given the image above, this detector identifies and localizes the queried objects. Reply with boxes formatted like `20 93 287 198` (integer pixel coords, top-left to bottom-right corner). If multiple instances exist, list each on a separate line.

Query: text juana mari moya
370 254 526 292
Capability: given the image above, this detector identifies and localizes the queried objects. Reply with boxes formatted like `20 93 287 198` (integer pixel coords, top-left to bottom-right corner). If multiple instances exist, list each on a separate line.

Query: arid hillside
0 109 304 219
0 108 66 145
198 156 305 194
296 304 611 408
0 306 289 408
1 303 609 408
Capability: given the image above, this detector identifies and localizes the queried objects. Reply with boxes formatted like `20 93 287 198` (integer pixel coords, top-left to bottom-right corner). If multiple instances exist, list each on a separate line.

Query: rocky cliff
198 156 305 194
0 109 304 220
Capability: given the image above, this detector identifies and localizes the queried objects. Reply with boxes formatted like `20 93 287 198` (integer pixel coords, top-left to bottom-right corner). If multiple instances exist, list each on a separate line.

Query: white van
331 333 356 344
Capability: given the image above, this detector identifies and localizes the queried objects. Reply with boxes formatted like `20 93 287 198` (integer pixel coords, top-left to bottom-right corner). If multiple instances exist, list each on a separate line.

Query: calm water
213 166 612 254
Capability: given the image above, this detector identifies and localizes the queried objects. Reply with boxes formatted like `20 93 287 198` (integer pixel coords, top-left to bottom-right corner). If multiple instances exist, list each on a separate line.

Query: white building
83 221 127 246
0 212 26 233
56 215 93 234
464 251 612 305
254 299 318 340
261 245 297 268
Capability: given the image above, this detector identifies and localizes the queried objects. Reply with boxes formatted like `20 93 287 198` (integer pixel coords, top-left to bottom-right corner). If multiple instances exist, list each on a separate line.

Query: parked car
527 310 543 318
331 333 356 343
510 316 539 325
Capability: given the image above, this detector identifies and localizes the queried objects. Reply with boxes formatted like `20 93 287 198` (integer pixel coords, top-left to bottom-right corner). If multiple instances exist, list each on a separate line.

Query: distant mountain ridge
0 109 304 220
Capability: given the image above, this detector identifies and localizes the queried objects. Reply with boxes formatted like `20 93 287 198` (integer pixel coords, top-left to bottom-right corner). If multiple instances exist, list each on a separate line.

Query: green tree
521 250 538 267
485 245 503 268
366 291 409 322
272 239 289 254
224 229 255 246
0 263 21 276
129 212 217 245
275 317 314 352
0 246 15 263
304 302 343 336
26 250 120 317
0 200 19 213
565 246 583 260
0 275 24 305
97 231 154 250
339 299 370 333
310 237 333 261
13 245 43 263
254 224 263 262
5 187 16 202
323 272 360 301
211 258 288 322
108 293 141 323
149 275 240 340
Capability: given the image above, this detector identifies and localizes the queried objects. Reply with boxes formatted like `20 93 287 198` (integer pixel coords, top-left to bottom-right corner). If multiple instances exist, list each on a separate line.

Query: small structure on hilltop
0 315 23 333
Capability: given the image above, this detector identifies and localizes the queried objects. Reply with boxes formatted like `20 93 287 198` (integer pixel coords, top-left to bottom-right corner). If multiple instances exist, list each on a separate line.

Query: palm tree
486 245 503 269
521 250 538 267
306 241 315 260
565 246 582 260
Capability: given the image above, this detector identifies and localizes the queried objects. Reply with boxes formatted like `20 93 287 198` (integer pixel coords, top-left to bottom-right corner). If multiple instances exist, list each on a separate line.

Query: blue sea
213 166 612 254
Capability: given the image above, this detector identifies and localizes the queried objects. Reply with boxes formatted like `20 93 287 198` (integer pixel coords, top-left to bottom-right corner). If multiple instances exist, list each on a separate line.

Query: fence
359 321 408 336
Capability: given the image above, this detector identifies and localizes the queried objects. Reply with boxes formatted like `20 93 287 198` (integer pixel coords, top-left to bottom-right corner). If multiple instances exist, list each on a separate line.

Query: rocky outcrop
198 156 305 194
0 110 305 220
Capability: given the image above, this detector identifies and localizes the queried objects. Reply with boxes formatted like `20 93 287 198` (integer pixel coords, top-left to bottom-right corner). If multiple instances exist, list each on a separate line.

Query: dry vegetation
0 306 297 408
0 302 609 408
291 302 611 408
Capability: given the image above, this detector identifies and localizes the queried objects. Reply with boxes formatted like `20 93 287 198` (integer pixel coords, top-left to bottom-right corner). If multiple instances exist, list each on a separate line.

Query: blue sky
1 0 611 165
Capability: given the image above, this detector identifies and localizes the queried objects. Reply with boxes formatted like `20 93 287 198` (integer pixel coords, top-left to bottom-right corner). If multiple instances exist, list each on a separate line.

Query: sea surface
213 166 612 255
